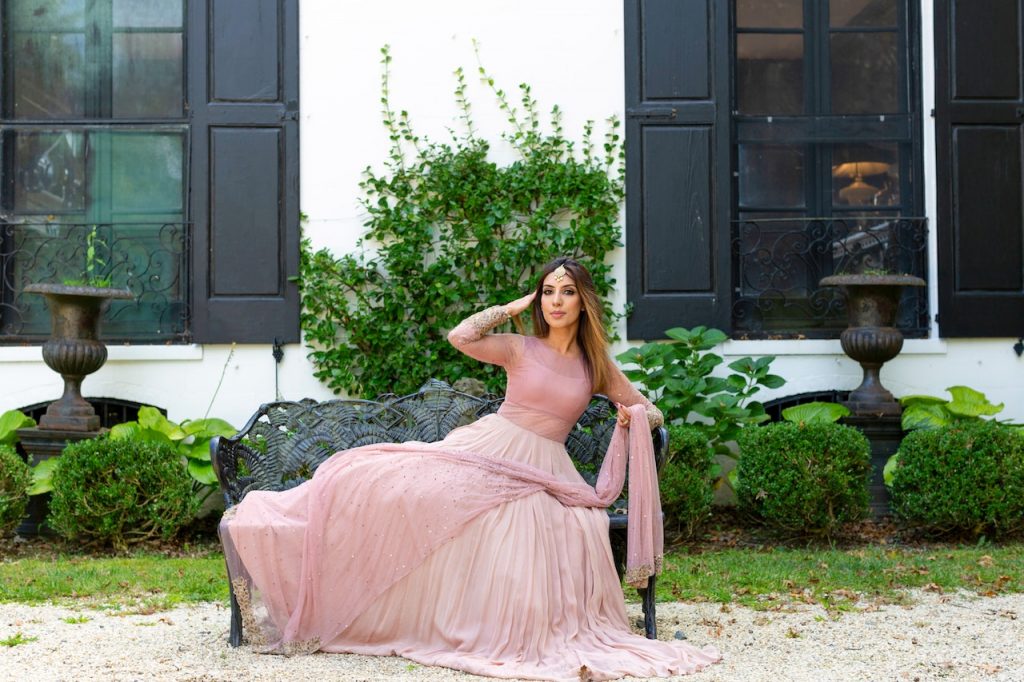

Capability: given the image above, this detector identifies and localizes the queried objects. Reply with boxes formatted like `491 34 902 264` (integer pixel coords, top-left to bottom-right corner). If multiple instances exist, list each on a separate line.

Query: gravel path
1 592 1022 681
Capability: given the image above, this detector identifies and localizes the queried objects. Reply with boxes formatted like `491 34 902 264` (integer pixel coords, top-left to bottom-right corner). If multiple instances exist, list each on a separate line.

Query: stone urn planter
23 283 133 431
16 283 132 535
819 274 925 417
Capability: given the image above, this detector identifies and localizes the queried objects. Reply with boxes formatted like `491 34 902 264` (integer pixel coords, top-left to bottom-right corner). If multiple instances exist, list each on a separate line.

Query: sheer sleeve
602 363 665 430
447 305 520 367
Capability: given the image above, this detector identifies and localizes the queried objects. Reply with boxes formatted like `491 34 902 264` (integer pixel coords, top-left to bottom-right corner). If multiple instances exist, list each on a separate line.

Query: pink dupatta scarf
384 403 666 588
358 404 663 586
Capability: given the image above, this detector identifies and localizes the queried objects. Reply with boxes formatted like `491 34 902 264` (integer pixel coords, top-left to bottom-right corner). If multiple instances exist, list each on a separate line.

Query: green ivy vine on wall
299 45 625 397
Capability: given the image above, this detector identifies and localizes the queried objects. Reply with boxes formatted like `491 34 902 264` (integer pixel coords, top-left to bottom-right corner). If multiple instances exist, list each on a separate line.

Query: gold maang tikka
553 264 568 281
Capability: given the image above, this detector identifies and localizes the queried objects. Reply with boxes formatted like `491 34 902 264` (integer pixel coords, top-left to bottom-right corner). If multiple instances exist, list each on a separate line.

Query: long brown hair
529 257 612 392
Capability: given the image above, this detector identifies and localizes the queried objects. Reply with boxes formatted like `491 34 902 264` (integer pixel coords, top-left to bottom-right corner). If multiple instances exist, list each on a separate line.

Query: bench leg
225 560 243 647
639 574 657 639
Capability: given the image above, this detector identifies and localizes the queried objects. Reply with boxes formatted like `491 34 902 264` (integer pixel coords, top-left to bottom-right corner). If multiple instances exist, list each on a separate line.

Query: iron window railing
731 216 928 338
0 221 191 342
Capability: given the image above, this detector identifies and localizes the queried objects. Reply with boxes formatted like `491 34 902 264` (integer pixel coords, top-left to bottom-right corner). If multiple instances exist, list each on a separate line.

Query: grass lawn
655 544 1024 610
2 517 1022 613
0 539 226 612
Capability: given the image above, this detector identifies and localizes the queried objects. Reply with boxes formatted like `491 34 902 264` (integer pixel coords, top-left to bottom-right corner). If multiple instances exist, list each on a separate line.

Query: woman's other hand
505 291 536 317
615 402 632 429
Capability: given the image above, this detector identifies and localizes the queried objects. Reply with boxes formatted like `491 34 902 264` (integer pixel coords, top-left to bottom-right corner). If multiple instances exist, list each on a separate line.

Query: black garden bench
210 379 666 647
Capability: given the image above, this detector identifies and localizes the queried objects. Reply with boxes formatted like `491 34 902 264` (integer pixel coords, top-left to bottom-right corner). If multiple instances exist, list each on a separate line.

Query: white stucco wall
1 0 1021 428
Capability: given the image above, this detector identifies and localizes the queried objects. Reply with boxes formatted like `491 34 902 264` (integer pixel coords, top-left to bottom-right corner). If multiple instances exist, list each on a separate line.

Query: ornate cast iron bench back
211 379 667 646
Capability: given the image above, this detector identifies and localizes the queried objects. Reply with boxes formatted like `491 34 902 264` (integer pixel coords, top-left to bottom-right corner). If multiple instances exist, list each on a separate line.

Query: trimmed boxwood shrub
890 421 1024 538
737 422 871 538
48 436 199 550
660 424 714 539
0 444 31 536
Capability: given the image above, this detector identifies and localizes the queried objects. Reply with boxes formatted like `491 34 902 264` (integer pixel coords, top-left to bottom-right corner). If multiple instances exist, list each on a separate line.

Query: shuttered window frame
935 0 1024 337
624 0 732 340
187 0 300 344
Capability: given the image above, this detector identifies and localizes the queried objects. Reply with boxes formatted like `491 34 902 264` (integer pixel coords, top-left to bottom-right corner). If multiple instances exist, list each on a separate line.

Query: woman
221 257 721 680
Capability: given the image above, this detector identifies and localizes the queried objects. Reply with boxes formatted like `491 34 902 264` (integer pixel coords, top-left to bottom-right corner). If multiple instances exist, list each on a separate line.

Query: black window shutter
935 0 1024 337
187 0 300 343
624 0 730 340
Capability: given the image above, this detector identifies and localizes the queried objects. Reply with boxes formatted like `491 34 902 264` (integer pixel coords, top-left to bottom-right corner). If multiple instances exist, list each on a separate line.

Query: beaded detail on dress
231 577 267 647
624 556 664 588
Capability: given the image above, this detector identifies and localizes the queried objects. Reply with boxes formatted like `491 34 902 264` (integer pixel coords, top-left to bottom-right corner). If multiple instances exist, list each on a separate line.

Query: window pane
113 33 184 117
739 144 806 208
110 132 185 214
8 0 86 30
113 0 184 28
4 128 185 219
832 142 900 208
11 33 86 118
12 131 86 213
736 35 804 115
736 0 803 29
830 0 898 28
831 32 899 113
110 131 186 214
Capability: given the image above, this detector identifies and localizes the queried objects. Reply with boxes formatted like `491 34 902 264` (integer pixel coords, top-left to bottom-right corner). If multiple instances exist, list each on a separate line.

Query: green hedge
48 436 198 549
0 444 30 536
737 422 871 538
661 424 714 539
891 421 1024 538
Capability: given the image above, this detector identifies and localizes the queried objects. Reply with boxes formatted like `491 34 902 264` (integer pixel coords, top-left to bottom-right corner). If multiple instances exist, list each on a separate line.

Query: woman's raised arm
447 292 534 367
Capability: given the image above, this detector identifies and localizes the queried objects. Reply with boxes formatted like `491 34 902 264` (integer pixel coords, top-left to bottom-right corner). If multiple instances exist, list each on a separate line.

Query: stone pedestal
841 414 905 518
15 426 100 535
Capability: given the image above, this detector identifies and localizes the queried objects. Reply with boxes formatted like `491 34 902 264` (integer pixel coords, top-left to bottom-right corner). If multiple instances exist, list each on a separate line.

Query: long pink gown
220 332 721 680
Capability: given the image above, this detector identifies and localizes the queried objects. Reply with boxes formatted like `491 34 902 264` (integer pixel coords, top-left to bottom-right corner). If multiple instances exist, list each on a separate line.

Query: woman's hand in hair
504 291 536 317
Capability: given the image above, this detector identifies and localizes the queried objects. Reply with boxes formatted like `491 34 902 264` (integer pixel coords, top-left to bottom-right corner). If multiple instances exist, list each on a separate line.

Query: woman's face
540 270 583 331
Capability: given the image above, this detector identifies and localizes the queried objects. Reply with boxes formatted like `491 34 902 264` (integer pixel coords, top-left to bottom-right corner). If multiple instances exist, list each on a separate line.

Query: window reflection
5 0 184 119
831 32 899 113
739 145 806 208
737 0 803 29
13 132 85 213
9 0 86 30
830 0 898 28
6 128 185 219
110 133 185 213
12 34 86 118
736 35 804 115
113 33 184 117
113 0 184 29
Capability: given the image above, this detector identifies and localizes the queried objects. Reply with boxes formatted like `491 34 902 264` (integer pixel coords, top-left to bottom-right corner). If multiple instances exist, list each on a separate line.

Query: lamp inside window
832 161 895 205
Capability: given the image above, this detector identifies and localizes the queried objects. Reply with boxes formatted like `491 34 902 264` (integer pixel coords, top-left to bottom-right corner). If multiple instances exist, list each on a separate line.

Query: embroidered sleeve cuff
447 305 511 347
646 405 664 430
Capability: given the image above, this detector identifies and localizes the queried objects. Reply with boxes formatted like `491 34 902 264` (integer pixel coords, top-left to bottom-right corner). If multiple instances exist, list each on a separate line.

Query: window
731 0 926 337
623 0 926 340
0 0 189 340
0 0 300 345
